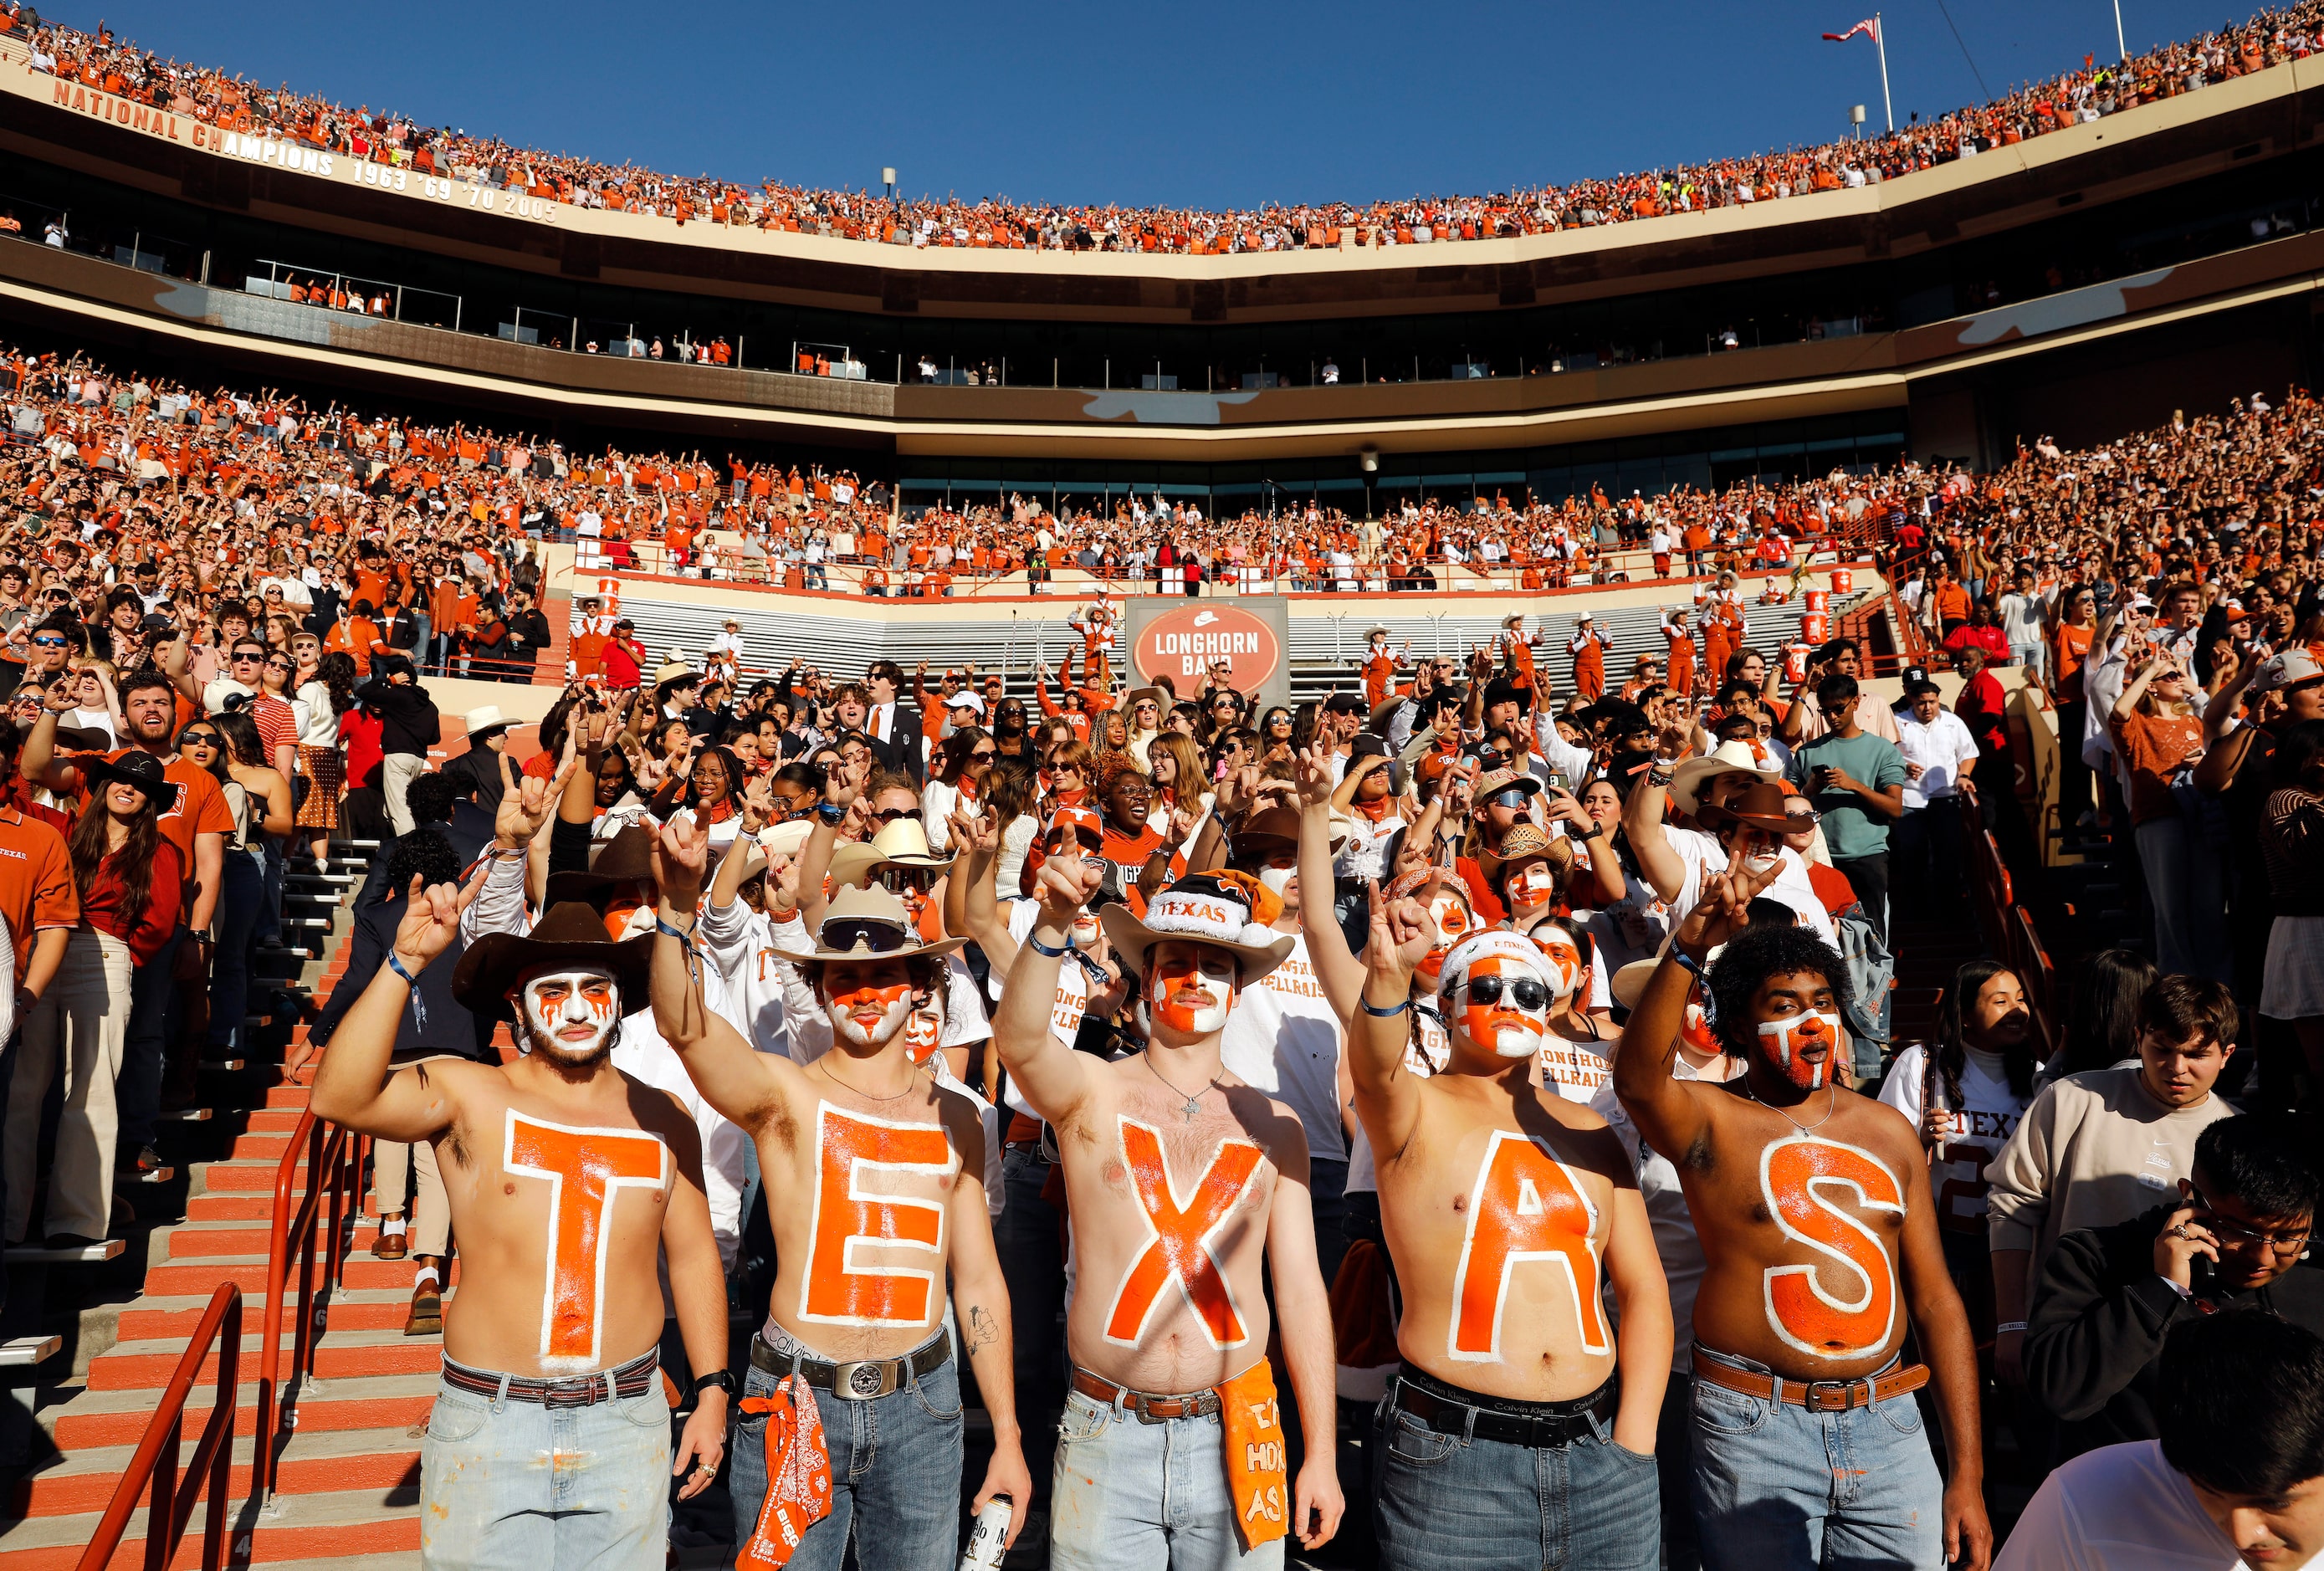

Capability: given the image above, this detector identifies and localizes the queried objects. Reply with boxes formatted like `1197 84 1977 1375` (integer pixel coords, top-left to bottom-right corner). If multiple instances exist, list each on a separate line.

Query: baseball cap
2253 648 2324 693
1322 692 1369 715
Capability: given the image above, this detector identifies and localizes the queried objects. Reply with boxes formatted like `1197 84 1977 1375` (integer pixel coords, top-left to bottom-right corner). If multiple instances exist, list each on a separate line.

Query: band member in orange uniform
1615 857 1992 1571
994 862 1344 1568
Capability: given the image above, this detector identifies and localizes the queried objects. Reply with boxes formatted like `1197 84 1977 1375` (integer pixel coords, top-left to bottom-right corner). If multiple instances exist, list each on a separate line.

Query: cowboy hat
1364 626 1391 642
1668 739 1781 817
463 704 512 736
49 725 114 755
653 662 696 687
1695 780 1793 836
1492 823 1560 864
828 817 956 891
1227 805 1347 862
771 883 965 965
1125 688 1166 713
724 818 814 886
452 899 652 1022
1100 872 1293 984
543 821 657 908
80 750 182 814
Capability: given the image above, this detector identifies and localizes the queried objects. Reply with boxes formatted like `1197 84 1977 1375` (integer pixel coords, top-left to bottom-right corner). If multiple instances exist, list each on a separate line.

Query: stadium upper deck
0 7 2321 487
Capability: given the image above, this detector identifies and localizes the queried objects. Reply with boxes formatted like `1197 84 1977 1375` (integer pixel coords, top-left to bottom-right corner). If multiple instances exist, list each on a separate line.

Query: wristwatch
691 1369 737 1402
815 801 846 825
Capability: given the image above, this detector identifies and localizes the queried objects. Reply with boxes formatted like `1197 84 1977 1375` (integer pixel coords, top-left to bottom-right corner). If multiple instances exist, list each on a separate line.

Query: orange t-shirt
0 805 77 981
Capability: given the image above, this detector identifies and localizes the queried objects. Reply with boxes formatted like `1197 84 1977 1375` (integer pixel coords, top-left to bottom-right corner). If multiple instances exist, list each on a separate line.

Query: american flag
1822 18 1878 42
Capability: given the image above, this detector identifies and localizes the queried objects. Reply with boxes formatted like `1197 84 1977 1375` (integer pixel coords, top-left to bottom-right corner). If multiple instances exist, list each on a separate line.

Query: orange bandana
737 1374 833 1568
1220 1361 1290 1553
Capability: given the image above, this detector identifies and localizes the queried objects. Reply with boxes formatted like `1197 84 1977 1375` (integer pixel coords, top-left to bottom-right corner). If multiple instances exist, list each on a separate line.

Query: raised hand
1672 846 1780 959
1033 844 1103 931
1294 739 1336 806
492 754 555 849
1361 878 1436 1000
739 774 777 834
390 875 466 970
653 813 710 906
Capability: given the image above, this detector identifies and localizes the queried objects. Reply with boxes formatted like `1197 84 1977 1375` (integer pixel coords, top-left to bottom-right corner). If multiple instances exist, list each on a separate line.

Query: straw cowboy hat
1100 871 1294 984
453 900 652 1022
543 821 657 908
828 818 955 892
771 884 966 965
1667 739 1782 818
723 819 814 887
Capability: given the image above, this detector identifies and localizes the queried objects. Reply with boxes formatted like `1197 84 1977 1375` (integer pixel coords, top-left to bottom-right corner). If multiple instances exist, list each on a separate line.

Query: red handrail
74 1282 243 1571
253 1109 365 1507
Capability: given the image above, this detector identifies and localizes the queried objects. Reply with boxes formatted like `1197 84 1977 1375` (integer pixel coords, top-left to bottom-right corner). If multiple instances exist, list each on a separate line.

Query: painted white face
1506 860 1559 915
1451 953 1553 1059
1532 929 1583 1000
1147 942 1237 1036
1070 910 1101 950
518 966 622 1062
823 966 914 1049
1257 862 1294 896
1415 891 1475 989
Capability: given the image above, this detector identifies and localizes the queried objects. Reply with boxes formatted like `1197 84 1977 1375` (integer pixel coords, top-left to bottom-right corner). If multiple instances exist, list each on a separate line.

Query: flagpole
1876 12 1894 131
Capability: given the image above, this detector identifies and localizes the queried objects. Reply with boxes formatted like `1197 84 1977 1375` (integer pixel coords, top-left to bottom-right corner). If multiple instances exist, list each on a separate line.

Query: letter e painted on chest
800 1103 956 1328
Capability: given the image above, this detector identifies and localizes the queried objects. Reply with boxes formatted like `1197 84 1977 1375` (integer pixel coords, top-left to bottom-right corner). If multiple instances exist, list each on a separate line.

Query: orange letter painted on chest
1447 1130 1610 1362
1103 1118 1265 1350
501 1112 671 1368
1759 1133 1906 1362
800 1104 956 1329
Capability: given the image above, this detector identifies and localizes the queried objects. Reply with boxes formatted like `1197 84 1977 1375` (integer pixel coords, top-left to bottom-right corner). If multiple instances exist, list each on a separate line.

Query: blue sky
79 1 2241 207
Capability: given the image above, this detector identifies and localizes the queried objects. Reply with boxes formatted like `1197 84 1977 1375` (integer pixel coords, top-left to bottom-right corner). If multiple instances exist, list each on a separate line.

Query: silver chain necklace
1743 1075 1839 1133
1142 1051 1216 1124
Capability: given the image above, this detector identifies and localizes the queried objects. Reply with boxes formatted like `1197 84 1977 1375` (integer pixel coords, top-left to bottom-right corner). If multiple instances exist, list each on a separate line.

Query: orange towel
1219 1360 1290 1553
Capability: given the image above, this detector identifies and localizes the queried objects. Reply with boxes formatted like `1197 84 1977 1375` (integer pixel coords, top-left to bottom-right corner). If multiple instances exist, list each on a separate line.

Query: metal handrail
74 1283 243 1571
253 1110 364 1508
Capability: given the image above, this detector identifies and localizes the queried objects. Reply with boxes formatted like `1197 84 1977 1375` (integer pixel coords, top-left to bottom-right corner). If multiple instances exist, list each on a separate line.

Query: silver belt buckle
832 1358 898 1400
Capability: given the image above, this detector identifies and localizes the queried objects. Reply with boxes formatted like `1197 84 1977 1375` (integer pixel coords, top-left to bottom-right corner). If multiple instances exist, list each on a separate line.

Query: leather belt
1072 1367 1221 1423
750 1331 951 1401
1390 1370 1617 1450
1692 1349 1929 1412
440 1348 658 1408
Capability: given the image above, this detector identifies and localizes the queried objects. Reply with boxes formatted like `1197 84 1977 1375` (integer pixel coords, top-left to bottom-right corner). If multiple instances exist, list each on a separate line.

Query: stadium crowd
0 314 2318 1563
13 3 2324 255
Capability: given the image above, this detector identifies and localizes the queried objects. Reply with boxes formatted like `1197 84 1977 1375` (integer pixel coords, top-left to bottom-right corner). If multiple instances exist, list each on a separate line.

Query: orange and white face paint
800 1103 956 1329
1146 944 1237 1036
1103 1117 1264 1350
501 1111 671 1371
1447 1130 1610 1362
1531 928 1584 1000
1453 954 1551 1059
1757 1009 1845 1091
1415 891 1475 989
1504 859 1559 915
1758 1133 1904 1361
901 1008 942 1065
1681 995 1723 1061
825 975 913 1049
517 967 622 1063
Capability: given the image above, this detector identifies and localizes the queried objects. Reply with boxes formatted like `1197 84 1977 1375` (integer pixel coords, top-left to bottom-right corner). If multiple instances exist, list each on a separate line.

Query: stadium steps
0 843 415 1569
535 591 572 683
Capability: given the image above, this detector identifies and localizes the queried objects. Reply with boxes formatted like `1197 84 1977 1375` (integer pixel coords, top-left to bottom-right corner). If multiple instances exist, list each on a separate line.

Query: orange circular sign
1133 604 1281 693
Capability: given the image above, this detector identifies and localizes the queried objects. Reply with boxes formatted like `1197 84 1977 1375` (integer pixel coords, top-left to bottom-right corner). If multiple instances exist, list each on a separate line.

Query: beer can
1832 568 1854 595
960 1496 1013 1570
1802 612 1830 643
1804 589 1829 615
1784 642 1810 683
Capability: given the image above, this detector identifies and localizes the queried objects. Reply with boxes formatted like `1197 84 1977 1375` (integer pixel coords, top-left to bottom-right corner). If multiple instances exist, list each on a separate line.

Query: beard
517 1014 619 1072
830 990 911 1048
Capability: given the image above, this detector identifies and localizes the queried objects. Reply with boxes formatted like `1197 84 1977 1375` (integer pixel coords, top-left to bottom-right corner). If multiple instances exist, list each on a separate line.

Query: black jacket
865 701 922 781
440 744 508 807
309 890 493 1067
2026 1202 2324 1460
355 676 441 759
353 805 496 908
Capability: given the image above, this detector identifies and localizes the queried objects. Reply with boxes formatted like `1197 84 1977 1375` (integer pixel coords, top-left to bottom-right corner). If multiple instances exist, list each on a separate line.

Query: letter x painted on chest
500 1112 671 1367
1103 1117 1264 1350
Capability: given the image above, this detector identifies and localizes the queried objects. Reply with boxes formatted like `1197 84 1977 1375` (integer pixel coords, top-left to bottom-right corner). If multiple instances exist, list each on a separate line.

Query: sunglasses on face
232 651 265 663
872 806 918 825
821 915 913 955
969 750 996 763
179 729 219 748
1487 787 1531 810
30 636 65 648
1466 975 1548 1010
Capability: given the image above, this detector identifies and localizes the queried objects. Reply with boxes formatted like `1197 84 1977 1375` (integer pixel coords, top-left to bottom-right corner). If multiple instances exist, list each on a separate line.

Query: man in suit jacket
863 659 923 781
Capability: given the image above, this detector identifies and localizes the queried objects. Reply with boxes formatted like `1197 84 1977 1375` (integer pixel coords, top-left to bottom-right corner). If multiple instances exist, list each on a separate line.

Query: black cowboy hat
80 750 182 815
451 900 651 1022
542 822 657 909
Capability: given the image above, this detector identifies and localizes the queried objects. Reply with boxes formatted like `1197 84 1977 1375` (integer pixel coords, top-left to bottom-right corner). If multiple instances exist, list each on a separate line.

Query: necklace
818 1056 919 1103
1743 1074 1839 1133
1142 1050 1215 1124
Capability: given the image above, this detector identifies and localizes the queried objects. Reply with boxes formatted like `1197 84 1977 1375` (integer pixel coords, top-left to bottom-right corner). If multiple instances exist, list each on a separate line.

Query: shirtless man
994 862 1344 1568
1348 870 1669 1568
310 871 729 1568
1615 857 1992 1571
646 821 1031 1569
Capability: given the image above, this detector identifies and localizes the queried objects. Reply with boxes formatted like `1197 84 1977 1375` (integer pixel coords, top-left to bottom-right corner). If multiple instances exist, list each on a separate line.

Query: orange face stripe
800 1105 955 1328
501 1113 671 1366
1758 1134 1906 1361
1447 1130 1610 1361
1103 1118 1264 1350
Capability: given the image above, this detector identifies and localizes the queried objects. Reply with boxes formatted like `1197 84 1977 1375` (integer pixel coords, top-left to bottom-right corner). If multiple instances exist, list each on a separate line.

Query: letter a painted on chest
1759 1133 1906 1361
801 1104 956 1328
1447 1130 1610 1362
502 1113 671 1366
1103 1118 1264 1350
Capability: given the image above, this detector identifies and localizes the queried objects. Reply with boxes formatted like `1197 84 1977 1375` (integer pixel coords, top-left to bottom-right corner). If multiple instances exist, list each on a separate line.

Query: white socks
381 1215 407 1237
413 1264 441 1290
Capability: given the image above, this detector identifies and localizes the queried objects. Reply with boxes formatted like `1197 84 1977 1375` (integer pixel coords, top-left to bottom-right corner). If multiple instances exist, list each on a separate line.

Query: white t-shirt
1592 1053 1732 1371
1536 1027 1616 1105
1876 1043 2032 1236
1893 708 1981 809
1995 1441 2257 1569
1665 826 1835 945
1346 1004 1447 1194
1221 933 1346 1163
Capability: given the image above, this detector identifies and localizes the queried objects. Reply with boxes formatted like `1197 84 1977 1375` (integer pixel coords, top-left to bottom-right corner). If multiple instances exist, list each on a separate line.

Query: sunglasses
179 729 219 748
969 750 996 763
30 636 66 648
871 806 918 825
821 915 912 955
1487 788 1532 810
232 651 266 663
875 865 936 893
1465 975 1548 1010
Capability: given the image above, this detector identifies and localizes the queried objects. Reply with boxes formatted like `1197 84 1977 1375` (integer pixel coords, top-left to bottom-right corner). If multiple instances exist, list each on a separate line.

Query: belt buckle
1799 1379 1855 1413
832 1359 897 1400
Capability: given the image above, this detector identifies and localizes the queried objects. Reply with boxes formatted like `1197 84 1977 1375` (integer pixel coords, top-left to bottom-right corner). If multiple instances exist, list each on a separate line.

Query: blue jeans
207 852 264 1055
731 1338 963 1571
1371 1374 1658 1570
1050 1382 1281 1570
115 927 183 1150
1688 1353 1943 1571
417 1369 671 1569
2134 816 2232 982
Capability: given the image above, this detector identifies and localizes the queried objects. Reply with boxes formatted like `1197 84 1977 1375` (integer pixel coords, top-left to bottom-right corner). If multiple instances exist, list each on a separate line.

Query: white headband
1437 929 1549 1000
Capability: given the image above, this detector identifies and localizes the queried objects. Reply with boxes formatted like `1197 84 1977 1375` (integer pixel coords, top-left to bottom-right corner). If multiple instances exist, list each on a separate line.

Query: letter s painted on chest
1759 1133 1906 1362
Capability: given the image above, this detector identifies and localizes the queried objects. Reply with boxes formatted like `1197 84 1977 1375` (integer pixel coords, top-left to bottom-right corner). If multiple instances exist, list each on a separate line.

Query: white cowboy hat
1100 872 1294 983
828 817 956 891
770 884 965 965
724 818 815 885
463 705 511 736
1668 739 1782 818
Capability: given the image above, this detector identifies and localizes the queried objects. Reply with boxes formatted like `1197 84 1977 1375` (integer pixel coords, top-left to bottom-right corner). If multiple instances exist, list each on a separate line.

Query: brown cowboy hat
1695 780 1793 837
1227 805 1349 861
543 822 657 908
452 900 652 1022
